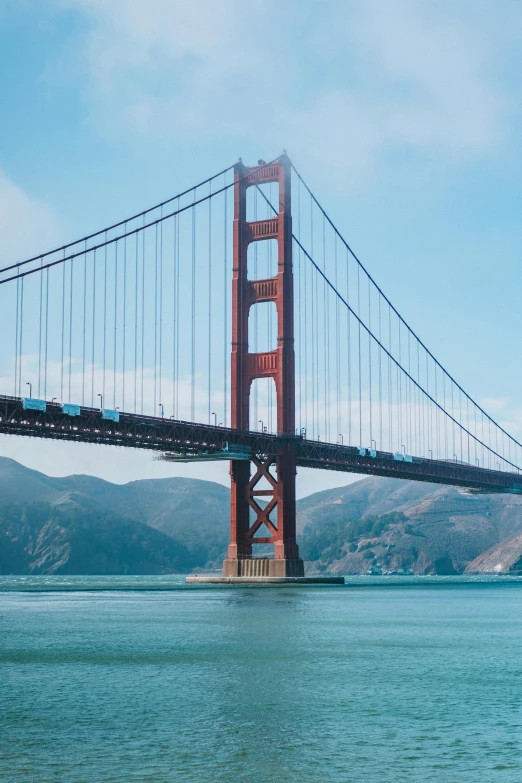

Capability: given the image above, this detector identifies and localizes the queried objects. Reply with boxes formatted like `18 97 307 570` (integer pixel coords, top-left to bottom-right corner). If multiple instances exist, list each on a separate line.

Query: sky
0 0 521 497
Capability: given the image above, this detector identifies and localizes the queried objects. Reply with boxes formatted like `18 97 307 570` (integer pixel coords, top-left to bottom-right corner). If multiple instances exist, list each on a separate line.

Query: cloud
57 0 515 187
479 397 522 443
0 170 63 265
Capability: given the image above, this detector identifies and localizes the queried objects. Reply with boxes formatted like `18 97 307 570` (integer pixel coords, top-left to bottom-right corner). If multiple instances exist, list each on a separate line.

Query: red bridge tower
223 154 304 578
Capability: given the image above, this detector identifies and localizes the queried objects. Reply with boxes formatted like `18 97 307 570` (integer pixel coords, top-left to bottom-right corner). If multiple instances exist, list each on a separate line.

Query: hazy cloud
60 0 515 186
0 170 63 264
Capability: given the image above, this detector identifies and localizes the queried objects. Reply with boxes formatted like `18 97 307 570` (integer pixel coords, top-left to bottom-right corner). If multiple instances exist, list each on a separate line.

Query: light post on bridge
25 381 32 398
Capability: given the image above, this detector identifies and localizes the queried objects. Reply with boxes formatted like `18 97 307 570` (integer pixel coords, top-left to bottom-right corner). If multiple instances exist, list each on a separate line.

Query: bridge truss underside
2 396 521 495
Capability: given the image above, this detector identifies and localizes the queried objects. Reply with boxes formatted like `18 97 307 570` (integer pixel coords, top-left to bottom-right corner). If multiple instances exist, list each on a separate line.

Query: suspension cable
0 160 279 287
255 177 522 453
290 162 521 451
0 164 236 276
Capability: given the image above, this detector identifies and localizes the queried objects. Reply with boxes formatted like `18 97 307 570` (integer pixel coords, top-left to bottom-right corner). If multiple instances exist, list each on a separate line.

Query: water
1 577 522 782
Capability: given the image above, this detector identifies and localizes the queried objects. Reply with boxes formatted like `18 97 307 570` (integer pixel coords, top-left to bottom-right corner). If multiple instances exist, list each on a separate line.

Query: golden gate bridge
0 154 520 579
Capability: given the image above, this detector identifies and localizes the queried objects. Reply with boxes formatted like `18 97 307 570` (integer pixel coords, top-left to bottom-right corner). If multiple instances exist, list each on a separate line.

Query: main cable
255 177 522 454
290 162 522 452
0 160 280 286
0 164 236 276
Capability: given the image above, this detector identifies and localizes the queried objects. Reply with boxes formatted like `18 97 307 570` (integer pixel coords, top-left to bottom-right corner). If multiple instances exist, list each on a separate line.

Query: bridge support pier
222 155 306 581
222 558 304 578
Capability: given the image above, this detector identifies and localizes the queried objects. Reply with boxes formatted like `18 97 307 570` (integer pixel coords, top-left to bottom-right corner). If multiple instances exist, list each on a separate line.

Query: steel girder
1 395 521 494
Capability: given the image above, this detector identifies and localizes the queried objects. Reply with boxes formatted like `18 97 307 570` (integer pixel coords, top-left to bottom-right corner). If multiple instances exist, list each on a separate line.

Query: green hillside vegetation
0 502 196 575
1 458 522 575
299 477 522 574
300 512 408 562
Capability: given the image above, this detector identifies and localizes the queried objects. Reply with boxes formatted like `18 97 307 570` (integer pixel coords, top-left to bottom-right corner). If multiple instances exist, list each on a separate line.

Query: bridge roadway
1 394 521 494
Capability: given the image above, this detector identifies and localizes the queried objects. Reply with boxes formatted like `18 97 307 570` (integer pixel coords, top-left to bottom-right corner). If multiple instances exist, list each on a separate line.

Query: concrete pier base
186 557 343 585
186 575 345 586
222 557 305 578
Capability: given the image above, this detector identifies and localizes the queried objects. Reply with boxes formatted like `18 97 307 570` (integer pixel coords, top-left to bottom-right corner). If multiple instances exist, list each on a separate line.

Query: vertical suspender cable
61 250 66 402
398 320 402 452
443 373 447 459
134 231 138 413
467 397 470 464
44 267 49 400
223 177 228 426
159 213 163 413
357 264 362 447
38 258 43 397
19 277 24 397
297 178 302 435
347 246 352 447
378 295 382 449
114 240 118 408
154 223 158 412
434 360 439 459
91 249 97 406
141 218 146 414
335 233 340 441
451 383 455 459
172 215 178 417
388 305 392 452
424 351 426 457
82 242 87 405
191 191 196 422
310 200 312 440
368 276 372 449
303 186 308 434
173 208 179 418
14 273 19 396
208 186 212 424
103 236 108 408
122 226 128 411
68 254 73 403
407 332 411 454
317 215 324 441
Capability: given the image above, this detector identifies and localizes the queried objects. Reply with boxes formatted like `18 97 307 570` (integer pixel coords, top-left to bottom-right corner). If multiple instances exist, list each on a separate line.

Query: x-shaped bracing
246 455 279 543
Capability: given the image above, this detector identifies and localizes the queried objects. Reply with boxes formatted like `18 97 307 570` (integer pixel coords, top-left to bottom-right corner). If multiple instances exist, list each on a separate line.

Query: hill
466 532 522 575
0 457 229 572
298 477 522 574
0 502 194 575
2 457 522 575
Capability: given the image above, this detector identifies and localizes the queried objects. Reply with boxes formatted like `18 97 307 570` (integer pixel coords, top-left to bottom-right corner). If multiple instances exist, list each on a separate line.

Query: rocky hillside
466 532 522 575
0 502 195 575
0 457 229 574
299 477 522 575
2 457 522 575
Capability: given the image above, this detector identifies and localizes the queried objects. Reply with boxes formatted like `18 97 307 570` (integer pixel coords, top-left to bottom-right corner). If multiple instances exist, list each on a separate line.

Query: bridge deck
1 395 521 494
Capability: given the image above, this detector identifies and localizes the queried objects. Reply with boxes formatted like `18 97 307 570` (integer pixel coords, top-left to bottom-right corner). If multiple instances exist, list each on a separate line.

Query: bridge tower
223 154 304 578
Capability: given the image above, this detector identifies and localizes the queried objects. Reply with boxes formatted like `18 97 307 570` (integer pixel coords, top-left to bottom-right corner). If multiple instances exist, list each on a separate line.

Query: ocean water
1 577 522 782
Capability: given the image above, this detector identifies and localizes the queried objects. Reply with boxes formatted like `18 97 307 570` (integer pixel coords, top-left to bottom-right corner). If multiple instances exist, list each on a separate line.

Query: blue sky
0 0 521 496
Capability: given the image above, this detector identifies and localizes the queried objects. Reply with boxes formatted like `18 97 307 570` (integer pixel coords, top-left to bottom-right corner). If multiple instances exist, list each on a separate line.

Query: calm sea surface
1 576 522 782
